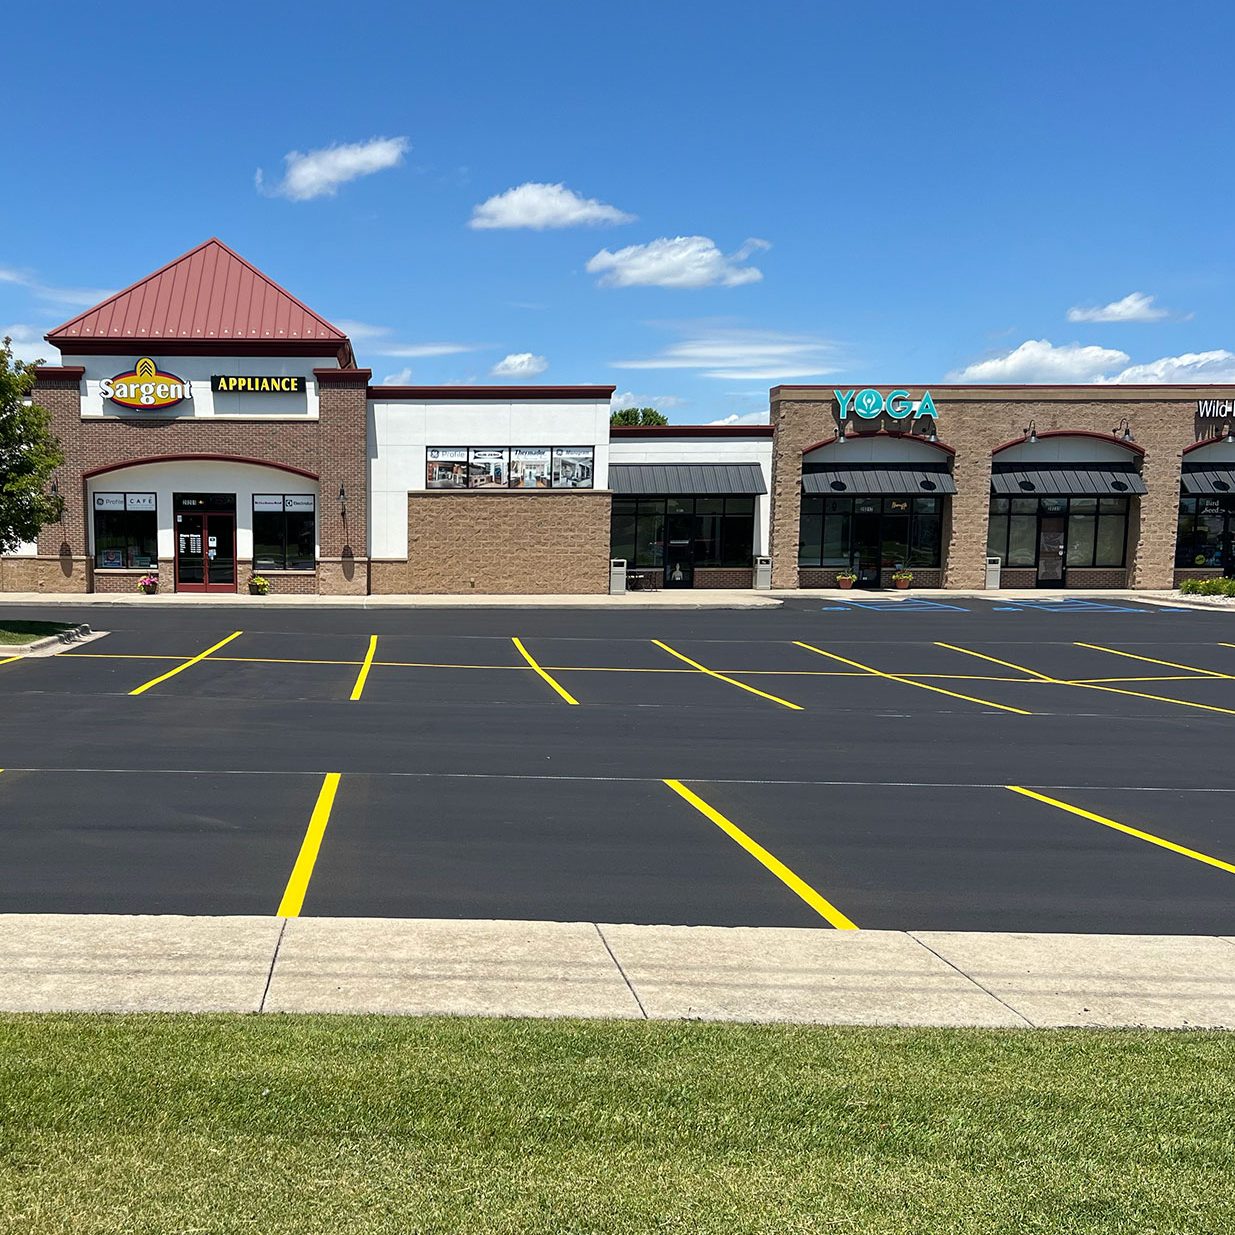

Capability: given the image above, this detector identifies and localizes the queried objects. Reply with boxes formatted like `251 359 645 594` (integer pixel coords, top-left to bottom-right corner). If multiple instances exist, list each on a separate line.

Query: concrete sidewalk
3 914 1234 1028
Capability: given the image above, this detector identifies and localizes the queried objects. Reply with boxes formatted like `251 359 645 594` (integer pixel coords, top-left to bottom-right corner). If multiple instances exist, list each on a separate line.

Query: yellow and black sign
210 375 305 394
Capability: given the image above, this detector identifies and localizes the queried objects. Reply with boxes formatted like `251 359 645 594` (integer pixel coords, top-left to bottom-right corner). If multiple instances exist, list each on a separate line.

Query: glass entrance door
852 507 882 587
1037 515 1066 586
175 511 237 592
663 510 695 588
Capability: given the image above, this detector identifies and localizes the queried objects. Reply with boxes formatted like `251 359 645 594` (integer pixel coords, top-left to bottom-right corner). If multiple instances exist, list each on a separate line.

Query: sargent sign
100 357 192 410
210 374 305 393
836 388 938 420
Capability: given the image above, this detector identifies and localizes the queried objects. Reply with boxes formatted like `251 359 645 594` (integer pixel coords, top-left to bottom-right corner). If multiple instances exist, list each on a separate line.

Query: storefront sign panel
100 357 192 410
836 388 938 420
210 375 305 393
510 447 551 488
426 448 468 488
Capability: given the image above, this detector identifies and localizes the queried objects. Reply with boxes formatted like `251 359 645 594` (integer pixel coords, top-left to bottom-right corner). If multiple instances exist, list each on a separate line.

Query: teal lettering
886 389 911 418
834 389 856 419
855 388 884 418
915 390 938 418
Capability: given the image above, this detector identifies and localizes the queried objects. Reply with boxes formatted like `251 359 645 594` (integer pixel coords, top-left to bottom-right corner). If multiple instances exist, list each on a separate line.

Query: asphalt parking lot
1 595 1233 934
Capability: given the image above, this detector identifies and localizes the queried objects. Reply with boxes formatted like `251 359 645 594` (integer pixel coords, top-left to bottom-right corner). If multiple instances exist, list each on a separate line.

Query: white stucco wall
367 397 612 559
607 434 774 558
85 459 318 565
74 354 337 419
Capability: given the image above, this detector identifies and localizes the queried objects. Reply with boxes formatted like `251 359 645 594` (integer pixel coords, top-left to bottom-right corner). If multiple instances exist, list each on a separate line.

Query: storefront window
1176 496 1231 568
253 495 316 571
611 496 755 569
798 495 941 568
987 496 1129 569
427 446 595 489
92 493 157 569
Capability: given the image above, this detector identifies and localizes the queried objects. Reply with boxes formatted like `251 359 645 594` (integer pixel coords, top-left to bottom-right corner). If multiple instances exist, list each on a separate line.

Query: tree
0 337 64 553
610 406 669 427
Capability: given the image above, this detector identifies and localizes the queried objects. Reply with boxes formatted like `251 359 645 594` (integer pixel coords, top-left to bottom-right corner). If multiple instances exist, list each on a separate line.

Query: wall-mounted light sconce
1114 417 1134 443
49 478 62 521
1024 420 1038 444
338 482 347 518
837 421 846 444
925 422 938 443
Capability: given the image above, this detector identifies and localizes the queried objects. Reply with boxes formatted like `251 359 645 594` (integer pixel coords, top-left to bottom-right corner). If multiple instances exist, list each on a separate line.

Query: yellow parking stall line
1074 641 1232 678
1070 675 1222 684
664 779 856 929
0 657 22 667
941 642 1235 717
349 635 379 701
795 641 1032 715
63 652 190 661
128 631 244 696
1008 786 1235 876
512 637 580 705
653 640 804 710
221 656 364 667
277 773 342 917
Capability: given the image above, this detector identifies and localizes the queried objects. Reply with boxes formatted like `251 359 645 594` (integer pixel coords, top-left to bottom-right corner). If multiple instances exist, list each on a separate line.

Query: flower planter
837 577 856 590
894 578 911 590
139 584 158 595
248 584 268 596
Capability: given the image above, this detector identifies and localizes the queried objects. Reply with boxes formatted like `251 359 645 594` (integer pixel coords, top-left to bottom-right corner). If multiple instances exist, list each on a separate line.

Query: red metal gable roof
46 238 352 360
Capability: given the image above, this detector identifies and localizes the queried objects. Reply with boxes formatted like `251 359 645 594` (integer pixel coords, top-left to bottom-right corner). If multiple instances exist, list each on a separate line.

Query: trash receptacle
754 556 772 589
985 556 1002 589
610 558 627 595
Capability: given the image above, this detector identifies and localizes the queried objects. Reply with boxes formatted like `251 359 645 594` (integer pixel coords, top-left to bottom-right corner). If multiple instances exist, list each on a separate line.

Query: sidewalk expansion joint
906 931 1037 1028
260 918 288 1013
594 923 648 1019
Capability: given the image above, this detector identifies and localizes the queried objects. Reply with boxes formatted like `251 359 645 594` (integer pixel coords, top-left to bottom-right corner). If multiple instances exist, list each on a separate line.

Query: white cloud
1066 291 1169 324
1105 350 1235 383
611 391 685 411
613 327 837 380
333 319 392 340
947 339 1130 383
492 352 548 378
587 236 770 289
469 182 634 230
0 266 113 309
708 410 770 426
2 323 56 364
381 367 413 385
374 342 476 358
256 136 409 201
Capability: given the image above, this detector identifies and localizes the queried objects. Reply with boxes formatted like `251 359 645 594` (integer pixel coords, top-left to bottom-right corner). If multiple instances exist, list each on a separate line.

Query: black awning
990 468 1147 496
1181 468 1235 496
802 468 956 496
609 462 766 495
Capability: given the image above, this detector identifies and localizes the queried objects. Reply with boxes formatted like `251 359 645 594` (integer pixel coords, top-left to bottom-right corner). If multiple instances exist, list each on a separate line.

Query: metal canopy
1181 469 1235 496
990 468 1147 496
801 468 956 496
609 462 766 495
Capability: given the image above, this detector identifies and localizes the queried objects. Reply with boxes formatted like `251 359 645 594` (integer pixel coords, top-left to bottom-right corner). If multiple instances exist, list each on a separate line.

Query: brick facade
7 365 370 595
375 491 612 594
770 386 1230 591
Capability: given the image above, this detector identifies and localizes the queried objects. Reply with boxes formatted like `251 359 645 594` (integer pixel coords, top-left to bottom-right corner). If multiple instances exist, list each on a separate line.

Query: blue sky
3 0 1234 423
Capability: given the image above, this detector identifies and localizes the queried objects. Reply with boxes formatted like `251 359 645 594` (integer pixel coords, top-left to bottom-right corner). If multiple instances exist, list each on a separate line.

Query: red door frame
174 509 237 593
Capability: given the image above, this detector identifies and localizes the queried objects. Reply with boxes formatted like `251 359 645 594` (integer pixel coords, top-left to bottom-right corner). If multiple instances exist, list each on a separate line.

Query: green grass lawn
0 621 72 646
1 1016 1232 1234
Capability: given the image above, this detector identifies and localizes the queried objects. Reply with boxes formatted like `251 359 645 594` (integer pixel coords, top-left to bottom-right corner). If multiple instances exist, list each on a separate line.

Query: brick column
314 368 371 594
769 391 833 588
30 366 89 592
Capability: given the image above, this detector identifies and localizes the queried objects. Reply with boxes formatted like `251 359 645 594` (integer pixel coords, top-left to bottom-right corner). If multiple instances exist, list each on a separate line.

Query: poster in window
283 495 315 512
253 493 284 512
125 493 156 511
469 448 508 488
100 548 124 569
426 448 468 488
509 447 551 488
93 493 124 511
552 447 594 489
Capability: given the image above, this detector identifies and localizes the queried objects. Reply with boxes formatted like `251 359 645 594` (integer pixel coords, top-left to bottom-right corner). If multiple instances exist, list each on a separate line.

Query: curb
9 623 93 655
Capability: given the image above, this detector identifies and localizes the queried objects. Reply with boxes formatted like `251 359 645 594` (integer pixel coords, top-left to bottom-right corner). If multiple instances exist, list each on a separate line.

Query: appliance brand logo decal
100 357 192 410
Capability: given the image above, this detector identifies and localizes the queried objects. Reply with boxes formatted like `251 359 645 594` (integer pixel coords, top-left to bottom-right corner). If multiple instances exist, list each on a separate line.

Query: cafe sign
100 357 192 410
1197 399 1235 418
836 388 938 420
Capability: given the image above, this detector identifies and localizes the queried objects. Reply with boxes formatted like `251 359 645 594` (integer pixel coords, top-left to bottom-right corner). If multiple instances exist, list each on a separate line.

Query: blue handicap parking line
820 598 972 613
987 598 1155 614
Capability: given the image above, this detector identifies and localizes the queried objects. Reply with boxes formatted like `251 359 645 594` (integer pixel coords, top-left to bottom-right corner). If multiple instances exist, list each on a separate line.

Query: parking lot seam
512 637 580 705
594 924 649 1018
1008 786 1235 876
259 917 288 1012
663 779 857 929
795 641 1032 715
128 630 244 696
349 635 379 701
652 640 804 710
906 932 1036 1027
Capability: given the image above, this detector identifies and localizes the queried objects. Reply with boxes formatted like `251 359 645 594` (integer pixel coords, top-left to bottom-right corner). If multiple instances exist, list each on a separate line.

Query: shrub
1180 576 1235 596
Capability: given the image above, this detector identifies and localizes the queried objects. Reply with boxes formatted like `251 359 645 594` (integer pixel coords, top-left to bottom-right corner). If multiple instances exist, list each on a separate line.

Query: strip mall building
4 238 1235 595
